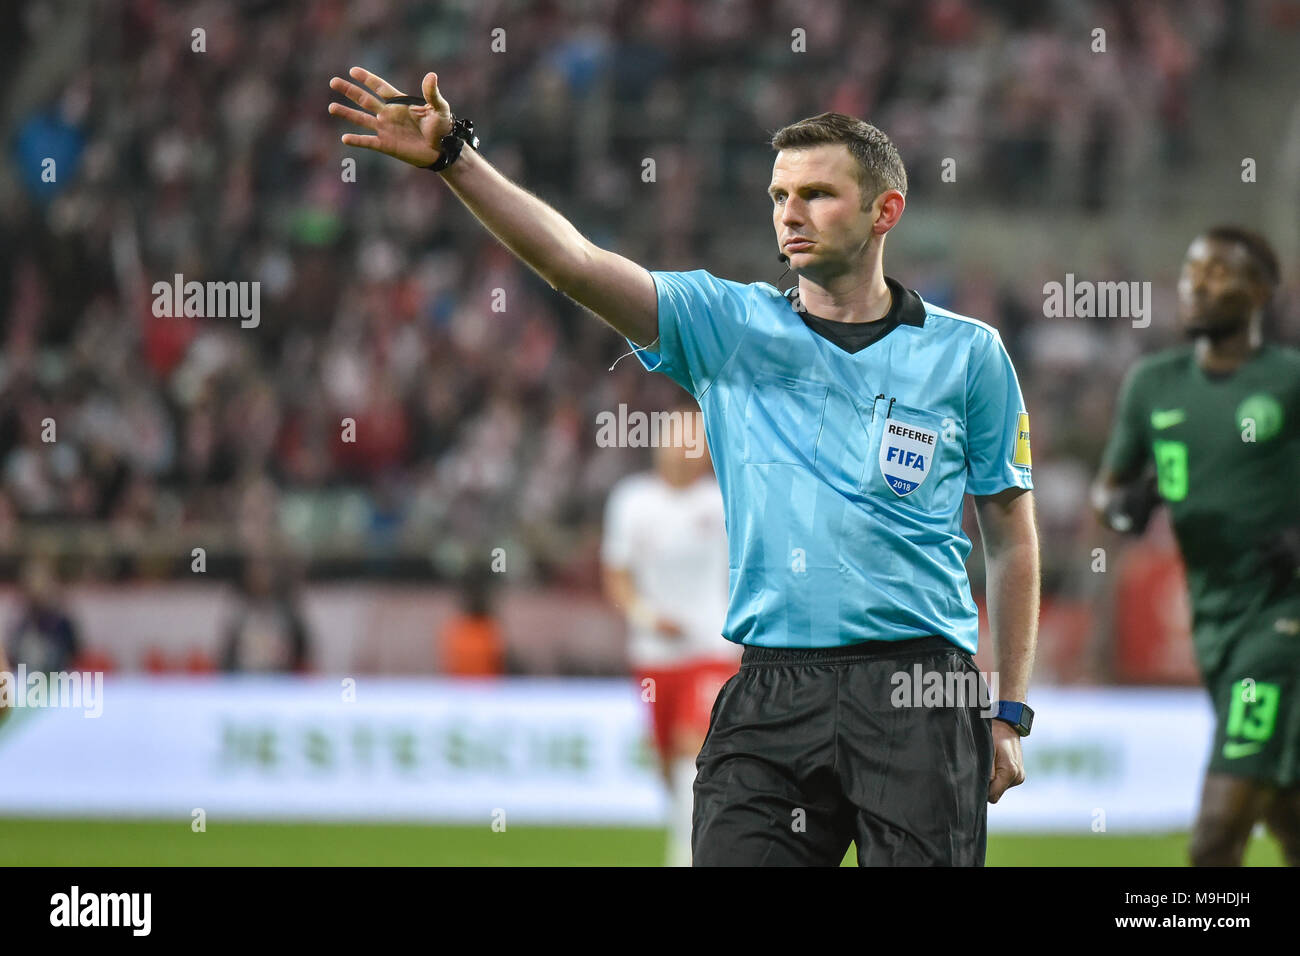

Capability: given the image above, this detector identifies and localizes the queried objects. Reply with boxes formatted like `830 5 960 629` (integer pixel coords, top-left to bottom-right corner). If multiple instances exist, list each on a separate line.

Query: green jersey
1101 343 1300 673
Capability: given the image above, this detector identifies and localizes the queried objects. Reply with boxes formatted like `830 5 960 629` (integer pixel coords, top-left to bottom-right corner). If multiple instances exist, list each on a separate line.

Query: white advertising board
0 679 1215 833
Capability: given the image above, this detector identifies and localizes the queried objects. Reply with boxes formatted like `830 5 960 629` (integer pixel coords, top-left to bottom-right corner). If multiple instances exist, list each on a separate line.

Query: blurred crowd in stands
1 0 1296 612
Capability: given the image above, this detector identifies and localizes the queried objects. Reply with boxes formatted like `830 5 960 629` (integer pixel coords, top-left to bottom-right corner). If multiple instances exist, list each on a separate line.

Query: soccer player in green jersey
1093 226 1300 866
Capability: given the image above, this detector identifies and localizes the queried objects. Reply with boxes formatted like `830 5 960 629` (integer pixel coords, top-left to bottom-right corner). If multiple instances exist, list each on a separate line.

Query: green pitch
0 818 1286 866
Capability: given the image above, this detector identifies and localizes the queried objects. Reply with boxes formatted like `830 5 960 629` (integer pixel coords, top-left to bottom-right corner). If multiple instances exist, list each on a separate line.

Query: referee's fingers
328 102 378 131
340 133 382 152
330 76 384 114
988 743 1026 803
349 66 402 101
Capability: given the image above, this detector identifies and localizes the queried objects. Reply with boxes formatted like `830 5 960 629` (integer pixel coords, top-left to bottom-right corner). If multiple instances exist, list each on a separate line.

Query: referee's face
769 145 877 279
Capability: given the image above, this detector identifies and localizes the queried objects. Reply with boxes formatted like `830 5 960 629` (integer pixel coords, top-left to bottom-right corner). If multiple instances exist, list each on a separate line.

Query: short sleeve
600 481 636 569
1099 363 1150 480
627 270 751 398
965 330 1034 496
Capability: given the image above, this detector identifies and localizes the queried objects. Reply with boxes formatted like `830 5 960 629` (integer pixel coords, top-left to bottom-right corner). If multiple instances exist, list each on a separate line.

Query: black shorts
1203 627 1300 786
692 636 995 866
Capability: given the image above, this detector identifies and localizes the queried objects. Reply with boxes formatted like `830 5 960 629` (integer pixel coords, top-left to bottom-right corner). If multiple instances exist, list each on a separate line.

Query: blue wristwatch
993 700 1033 736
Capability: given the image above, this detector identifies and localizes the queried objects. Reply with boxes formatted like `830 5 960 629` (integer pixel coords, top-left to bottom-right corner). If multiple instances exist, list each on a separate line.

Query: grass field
0 819 1286 866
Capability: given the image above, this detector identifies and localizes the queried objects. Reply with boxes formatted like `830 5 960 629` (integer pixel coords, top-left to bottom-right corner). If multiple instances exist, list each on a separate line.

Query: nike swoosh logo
1222 741 1264 759
1151 409 1186 430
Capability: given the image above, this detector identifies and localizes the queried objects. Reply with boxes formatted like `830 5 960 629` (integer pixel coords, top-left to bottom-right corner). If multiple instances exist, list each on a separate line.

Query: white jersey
601 472 737 668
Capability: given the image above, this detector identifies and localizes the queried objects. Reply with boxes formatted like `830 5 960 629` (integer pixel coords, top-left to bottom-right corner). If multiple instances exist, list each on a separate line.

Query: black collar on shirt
783 276 926 354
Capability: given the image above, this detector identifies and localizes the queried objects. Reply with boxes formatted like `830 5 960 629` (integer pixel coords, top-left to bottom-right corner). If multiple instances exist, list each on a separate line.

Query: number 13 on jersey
1152 439 1189 502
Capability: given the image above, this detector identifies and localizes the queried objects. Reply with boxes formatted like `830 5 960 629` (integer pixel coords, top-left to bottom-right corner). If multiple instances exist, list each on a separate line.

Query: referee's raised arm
328 67 659 348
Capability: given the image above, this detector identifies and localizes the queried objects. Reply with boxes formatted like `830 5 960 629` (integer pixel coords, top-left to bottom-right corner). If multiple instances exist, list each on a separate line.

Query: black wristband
379 97 479 171
428 116 479 172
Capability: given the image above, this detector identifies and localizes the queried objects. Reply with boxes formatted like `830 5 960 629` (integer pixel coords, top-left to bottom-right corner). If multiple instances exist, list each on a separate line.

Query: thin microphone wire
777 253 795 302
608 336 660 371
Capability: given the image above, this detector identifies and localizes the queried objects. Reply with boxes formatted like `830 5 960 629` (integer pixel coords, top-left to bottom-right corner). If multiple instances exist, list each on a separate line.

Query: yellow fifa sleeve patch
1013 412 1032 467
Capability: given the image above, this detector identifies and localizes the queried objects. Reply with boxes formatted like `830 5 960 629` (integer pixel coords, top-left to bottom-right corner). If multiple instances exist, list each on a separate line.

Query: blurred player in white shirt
601 405 739 866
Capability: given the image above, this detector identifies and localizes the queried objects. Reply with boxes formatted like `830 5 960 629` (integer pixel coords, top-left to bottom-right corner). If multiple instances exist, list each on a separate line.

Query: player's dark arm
1089 463 1160 535
288 606 310 674
329 68 659 347
1091 364 1159 534
1261 525 1300 597
62 616 81 670
218 616 241 673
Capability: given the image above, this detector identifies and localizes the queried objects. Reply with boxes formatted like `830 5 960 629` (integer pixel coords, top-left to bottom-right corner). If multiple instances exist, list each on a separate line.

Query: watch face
997 702 1032 736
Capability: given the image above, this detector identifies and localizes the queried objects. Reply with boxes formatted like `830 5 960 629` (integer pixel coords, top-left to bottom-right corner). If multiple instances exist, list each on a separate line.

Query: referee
330 69 1039 866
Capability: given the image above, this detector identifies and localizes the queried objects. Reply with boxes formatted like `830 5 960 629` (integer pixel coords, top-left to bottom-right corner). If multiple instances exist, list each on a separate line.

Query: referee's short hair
771 113 908 209
1201 224 1281 290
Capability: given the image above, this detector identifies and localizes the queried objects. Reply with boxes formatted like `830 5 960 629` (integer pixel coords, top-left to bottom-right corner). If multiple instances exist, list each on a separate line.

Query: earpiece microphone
776 252 792 290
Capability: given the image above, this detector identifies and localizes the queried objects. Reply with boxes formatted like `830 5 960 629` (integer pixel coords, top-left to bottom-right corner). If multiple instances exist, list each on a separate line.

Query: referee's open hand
329 68 452 169
987 719 1026 803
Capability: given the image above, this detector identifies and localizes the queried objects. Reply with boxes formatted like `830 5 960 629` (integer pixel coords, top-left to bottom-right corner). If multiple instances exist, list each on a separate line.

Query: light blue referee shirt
628 270 1033 653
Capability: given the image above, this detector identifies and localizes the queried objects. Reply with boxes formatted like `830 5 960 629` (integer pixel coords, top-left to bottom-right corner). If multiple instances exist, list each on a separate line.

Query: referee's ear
870 189 906 235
